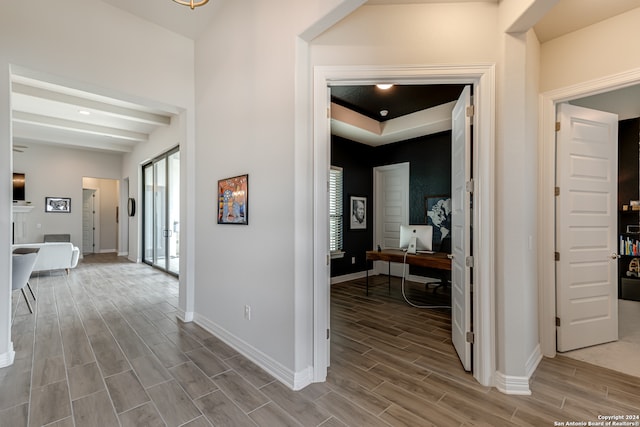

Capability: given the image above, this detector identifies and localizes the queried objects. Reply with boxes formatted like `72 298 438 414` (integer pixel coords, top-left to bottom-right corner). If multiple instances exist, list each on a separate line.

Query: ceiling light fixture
376 84 394 90
172 0 209 9
78 110 91 116
380 110 389 117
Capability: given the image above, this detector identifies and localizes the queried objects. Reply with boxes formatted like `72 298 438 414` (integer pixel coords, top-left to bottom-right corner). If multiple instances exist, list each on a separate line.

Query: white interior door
451 86 472 371
556 103 619 352
82 189 95 254
374 162 409 277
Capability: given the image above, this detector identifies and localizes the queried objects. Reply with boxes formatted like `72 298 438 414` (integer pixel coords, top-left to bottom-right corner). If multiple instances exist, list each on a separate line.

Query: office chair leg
20 289 33 313
26 282 36 300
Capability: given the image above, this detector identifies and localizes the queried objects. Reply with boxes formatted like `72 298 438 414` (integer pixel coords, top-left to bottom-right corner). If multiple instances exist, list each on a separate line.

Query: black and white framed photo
45 197 71 213
349 196 367 230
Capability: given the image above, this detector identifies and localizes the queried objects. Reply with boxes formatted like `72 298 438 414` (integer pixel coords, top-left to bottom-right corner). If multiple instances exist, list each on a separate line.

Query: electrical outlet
351 257 356 264
244 304 251 320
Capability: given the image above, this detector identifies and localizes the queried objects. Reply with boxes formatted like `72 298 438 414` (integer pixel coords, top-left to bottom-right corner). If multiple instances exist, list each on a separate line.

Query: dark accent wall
618 118 639 210
374 131 452 224
330 131 452 277
330 136 375 277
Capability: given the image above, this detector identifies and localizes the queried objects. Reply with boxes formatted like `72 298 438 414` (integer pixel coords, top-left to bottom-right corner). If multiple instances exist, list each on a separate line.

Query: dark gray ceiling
330 84 466 122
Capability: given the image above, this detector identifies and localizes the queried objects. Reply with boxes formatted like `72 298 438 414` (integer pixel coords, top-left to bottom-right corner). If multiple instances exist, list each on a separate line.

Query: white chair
12 248 39 313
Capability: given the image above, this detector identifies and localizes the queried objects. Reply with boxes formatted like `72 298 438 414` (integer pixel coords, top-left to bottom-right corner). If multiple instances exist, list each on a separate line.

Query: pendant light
172 0 209 10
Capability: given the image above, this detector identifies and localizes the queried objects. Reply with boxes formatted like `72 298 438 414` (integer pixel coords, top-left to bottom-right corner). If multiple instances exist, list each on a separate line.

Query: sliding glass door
143 147 180 275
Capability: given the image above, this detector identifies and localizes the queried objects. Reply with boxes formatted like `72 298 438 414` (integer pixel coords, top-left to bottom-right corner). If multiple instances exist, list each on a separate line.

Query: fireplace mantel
12 205 34 213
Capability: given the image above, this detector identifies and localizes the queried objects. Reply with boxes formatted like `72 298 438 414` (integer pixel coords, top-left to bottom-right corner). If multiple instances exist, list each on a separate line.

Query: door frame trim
312 64 496 387
539 68 640 357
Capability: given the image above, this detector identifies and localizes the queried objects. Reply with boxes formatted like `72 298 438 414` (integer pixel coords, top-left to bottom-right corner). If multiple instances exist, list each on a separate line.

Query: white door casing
374 162 410 277
451 86 472 370
556 103 618 352
312 64 496 388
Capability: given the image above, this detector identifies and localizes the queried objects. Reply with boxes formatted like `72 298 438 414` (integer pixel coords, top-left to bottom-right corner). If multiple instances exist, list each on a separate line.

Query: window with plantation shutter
329 166 344 255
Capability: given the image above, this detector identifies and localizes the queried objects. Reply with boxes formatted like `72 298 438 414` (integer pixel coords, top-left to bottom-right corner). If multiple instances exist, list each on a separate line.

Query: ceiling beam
13 111 148 142
12 83 171 127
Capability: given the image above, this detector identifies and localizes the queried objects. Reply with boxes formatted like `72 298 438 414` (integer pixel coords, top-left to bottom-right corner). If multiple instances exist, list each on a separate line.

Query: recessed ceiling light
380 110 389 117
78 110 91 116
376 84 393 90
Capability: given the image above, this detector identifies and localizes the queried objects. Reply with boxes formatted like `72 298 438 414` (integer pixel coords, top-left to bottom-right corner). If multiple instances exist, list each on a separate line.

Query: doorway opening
553 93 640 378
312 64 496 389
82 177 120 256
541 68 640 382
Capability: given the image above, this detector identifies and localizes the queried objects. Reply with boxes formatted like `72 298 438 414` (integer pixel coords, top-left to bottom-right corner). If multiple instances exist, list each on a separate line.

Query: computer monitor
399 224 433 253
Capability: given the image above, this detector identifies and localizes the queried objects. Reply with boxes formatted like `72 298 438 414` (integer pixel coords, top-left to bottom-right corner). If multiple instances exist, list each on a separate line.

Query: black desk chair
425 237 451 293
12 248 40 313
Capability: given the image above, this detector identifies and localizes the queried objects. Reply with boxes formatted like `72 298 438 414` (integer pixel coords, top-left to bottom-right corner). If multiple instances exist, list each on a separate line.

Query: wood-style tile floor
1 254 639 426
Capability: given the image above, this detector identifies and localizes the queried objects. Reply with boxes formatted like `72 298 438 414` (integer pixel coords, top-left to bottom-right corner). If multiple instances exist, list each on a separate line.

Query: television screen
13 173 25 201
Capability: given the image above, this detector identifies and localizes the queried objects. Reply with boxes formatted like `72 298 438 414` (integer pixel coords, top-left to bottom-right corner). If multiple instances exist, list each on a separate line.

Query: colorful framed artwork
217 174 248 225
45 196 71 213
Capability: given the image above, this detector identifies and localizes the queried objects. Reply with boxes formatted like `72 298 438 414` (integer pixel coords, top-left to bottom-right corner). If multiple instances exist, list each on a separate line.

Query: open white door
373 162 410 277
556 103 618 352
451 86 472 370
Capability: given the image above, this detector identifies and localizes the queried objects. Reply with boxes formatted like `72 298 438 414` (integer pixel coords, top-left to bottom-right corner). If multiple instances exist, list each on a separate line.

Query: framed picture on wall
217 174 249 225
425 194 451 245
349 196 367 230
45 197 71 213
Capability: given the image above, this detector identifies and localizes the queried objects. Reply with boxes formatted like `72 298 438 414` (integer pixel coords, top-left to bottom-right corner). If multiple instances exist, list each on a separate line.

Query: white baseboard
177 310 194 322
193 313 307 390
330 270 435 285
0 342 15 368
330 270 372 285
99 249 117 254
494 343 541 396
117 251 128 257
526 344 543 379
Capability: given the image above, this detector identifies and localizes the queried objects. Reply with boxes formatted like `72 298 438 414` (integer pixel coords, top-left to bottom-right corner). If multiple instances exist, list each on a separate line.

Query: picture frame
217 174 249 225
45 197 71 213
425 194 451 245
349 195 367 230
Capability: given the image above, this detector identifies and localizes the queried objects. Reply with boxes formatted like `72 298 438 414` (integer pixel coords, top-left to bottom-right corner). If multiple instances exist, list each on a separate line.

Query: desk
365 249 452 295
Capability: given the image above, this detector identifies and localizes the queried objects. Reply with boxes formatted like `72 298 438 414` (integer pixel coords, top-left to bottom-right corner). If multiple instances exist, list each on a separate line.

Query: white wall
193 0 364 385
12 144 121 249
0 0 194 365
311 3 500 64
540 7 640 92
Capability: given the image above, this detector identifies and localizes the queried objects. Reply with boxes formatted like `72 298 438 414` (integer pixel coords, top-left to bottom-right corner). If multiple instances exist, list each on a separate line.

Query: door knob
610 253 621 259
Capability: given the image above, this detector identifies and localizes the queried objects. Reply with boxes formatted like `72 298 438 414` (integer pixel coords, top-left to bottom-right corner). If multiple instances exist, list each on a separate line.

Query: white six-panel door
556 103 618 352
374 162 410 277
451 86 472 370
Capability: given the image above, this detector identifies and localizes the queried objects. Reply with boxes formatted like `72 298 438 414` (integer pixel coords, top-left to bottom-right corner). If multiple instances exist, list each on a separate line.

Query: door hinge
555 317 561 327
326 254 330 266
555 121 561 131
466 331 474 343
555 187 560 196
326 329 330 339
465 256 474 268
554 252 560 261
466 105 474 118
327 107 330 118
466 179 474 193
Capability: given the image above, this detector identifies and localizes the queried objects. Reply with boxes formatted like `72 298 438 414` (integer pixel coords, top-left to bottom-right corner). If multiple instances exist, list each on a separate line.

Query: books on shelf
620 235 640 256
